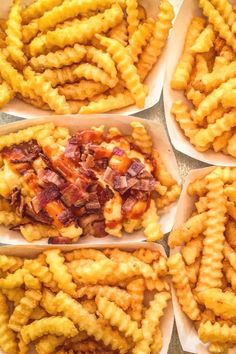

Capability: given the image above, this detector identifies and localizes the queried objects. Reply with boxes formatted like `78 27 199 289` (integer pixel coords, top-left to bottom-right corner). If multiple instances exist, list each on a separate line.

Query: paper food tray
0 114 181 245
0 241 174 354
163 0 236 166
170 166 236 354
0 0 173 118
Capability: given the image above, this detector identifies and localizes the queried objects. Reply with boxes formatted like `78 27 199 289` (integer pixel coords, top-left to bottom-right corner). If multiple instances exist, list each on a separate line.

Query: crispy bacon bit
2 140 41 164
10 188 25 216
119 177 137 194
114 176 127 190
121 197 136 214
132 178 156 191
64 142 80 160
57 209 75 226
127 160 144 177
92 220 107 237
96 185 114 205
137 170 153 179
113 147 124 156
32 185 60 213
130 190 149 201
61 183 88 207
48 236 72 244
85 201 101 210
26 207 52 224
39 153 52 168
79 213 106 237
75 130 103 145
103 167 116 185
94 158 108 170
38 169 65 188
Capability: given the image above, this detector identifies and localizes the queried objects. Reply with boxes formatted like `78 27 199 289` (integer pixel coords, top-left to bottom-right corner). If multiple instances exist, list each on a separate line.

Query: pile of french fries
168 167 236 354
0 121 181 243
0 0 174 114
171 0 236 158
0 247 170 354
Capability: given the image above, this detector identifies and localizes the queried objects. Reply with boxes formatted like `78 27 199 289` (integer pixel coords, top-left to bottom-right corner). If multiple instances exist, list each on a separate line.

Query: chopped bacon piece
64 141 80 160
121 197 137 214
96 185 114 205
127 160 144 177
2 140 41 164
75 130 103 145
38 169 65 188
10 188 25 217
113 176 127 190
79 213 106 237
132 178 156 192
103 166 116 185
48 236 72 244
57 209 75 226
32 185 60 213
61 183 88 207
113 147 124 156
94 158 108 170
26 207 52 224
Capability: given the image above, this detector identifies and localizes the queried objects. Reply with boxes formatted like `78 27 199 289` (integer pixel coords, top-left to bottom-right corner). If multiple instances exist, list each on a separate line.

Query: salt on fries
0 0 174 114
0 247 170 354
171 0 236 158
168 167 236 354
0 122 180 243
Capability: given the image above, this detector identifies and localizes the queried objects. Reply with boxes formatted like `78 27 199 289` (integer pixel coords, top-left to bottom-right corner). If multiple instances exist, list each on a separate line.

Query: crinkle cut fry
0 123 54 151
142 199 163 241
198 320 236 344
171 100 199 145
79 90 134 114
0 291 18 354
6 0 26 67
96 295 143 342
74 63 118 88
58 81 109 101
77 285 131 310
23 67 70 114
35 334 65 354
194 78 236 124
20 316 78 344
168 253 201 320
196 167 227 292
86 46 117 79
126 0 139 37
96 34 146 108
22 0 64 24
37 0 116 32
171 17 205 90
194 109 236 150
210 0 236 30
29 5 123 57
132 292 170 354
199 0 236 52
8 290 42 332
44 249 77 296
29 44 87 71
55 291 129 353
0 81 14 109
137 0 174 82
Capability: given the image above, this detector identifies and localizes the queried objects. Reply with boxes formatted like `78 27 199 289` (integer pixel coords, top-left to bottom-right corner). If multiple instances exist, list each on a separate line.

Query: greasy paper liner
0 0 171 118
163 0 236 166
0 114 181 245
170 166 236 354
0 242 174 354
